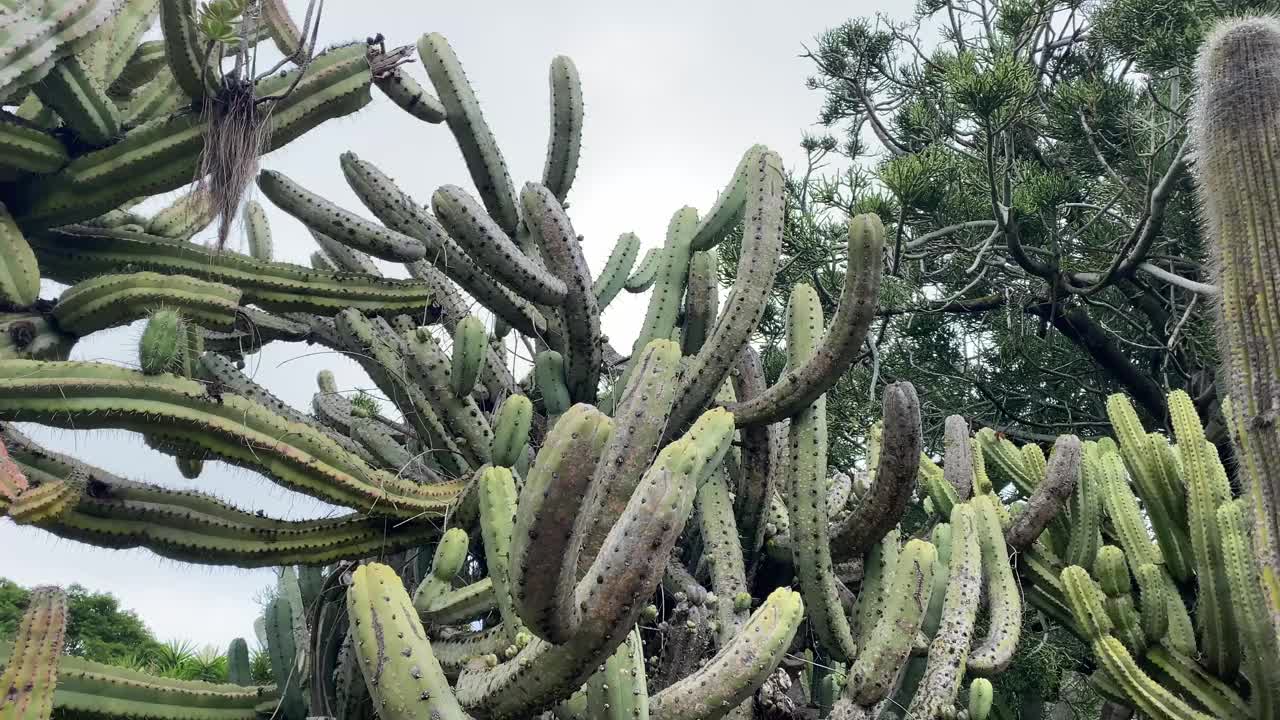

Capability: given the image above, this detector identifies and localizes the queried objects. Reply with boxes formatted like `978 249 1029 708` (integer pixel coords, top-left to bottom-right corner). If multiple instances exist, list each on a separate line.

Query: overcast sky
3 0 897 652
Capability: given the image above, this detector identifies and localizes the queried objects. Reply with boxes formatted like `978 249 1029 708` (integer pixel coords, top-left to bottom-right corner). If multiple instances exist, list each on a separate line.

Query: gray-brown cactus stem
1006 434 1081 550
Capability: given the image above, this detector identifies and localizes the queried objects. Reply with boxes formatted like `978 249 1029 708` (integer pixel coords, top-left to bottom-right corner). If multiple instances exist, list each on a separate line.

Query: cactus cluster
3 3 1280 720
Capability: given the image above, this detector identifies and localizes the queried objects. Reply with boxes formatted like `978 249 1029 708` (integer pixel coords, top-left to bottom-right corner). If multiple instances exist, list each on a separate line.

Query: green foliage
0 578 162 665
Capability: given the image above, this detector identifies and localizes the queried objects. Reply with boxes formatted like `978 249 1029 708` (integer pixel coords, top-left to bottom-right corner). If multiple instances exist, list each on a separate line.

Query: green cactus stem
450 315 486 398
725 214 883 426
728 347 781 560
52 272 241 337
418 32 520 235
1218 500 1280 719
592 232 640 310
0 0 117 99
0 360 466 518
968 494 1022 674
585 628 647 720
697 465 751 642
649 588 804 720
346 563 467 720
1194 17 1280 648
542 55 583 203
624 247 663 292
1006 434 1080 550
681 250 719 356
829 382 921 562
688 145 766 251
374 65 447 124
0 585 66 720
0 116 69 177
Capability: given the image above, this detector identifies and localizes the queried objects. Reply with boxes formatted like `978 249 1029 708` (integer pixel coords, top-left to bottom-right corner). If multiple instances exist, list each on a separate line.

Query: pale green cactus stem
521 182 601 402
490 394 533 469
1167 389 1238 676
829 382 921 562
697 465 751 642
32 53 119 145
967 493 1021 674
648 588 804 720
534 350 571 421
725 213 883 427
313 229 382 276
138 309 186 376
905 503 982 719
585 628 647 720
1194 17 1280 649
1096 449 1162 568
624 247 664 292
1065 441 1104 569
1006 434 1080 550
780 283 856 662
969 678 994 720
346 563 467 720
0 117 69 177
418 32 520 235
265 592 306 720
851 529 898 649
0 586 66 720
402 326 494 468
542 55 583 203
688 145 767 251
943 415 975 501
0 207 37 312
1132 562 1169 645
259 169 427 262
477 466 527 644
1218 500 1280 720
977 427 1038 495
1094 546 1146 654
919 452 959 518
1143 645 1252 718
147 188 215 240
374 65 447 124
509 404 613 643
52 271 241 337
593 232 640 310
839 539 937 707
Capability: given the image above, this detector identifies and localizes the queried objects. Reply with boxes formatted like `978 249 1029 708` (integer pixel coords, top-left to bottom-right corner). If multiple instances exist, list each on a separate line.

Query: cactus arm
32 54 118 145
477 466 528 643
1167 390 1238 675
688 145 766 251
0 115 69 176
509 404 613 642
1065 442 1104 569
264 595 306 720
0 586 66 720
0 205 38 310
666 149 783 435
1132 562 1169 644
225 639 251 687
851 528 898 649
0 360 464 518
1095 546 1148 654
586 628 647 720
725 213 883 427
0 0 116 100
696 465 751 641
967 494 1022 674
624 247 664 292
681 249 718 356
346 563 467 720
98 0 159 91
649 588 803 720
402 326 494 468
1218 500 1280 719
593 232 640 310
147 188 216 240
1006 434 1080 550
258 169 426 262
842 539 937 705
729 347 781 562
977 428 1039 495
418 32 520 235
1142 646 1252 719
311 229 382 275
374 65 446 123
157 0 214 100
522 183 602 401
777 284 857 662
1195 19 1280 651
450 315 486 398
905 503 982 718
242 200 273 261
829 382 921 562
542 55 583 203
456 410 733 719
1097 450 1163 567
52 272 241 336
433 184 568 304
943 415 975 501
490 394 533 468
562 340 684 588
1095 637 1212 720
341 154 548 339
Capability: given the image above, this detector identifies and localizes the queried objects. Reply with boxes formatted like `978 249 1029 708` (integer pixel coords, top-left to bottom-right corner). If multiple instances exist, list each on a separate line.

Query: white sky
3 0 895 652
